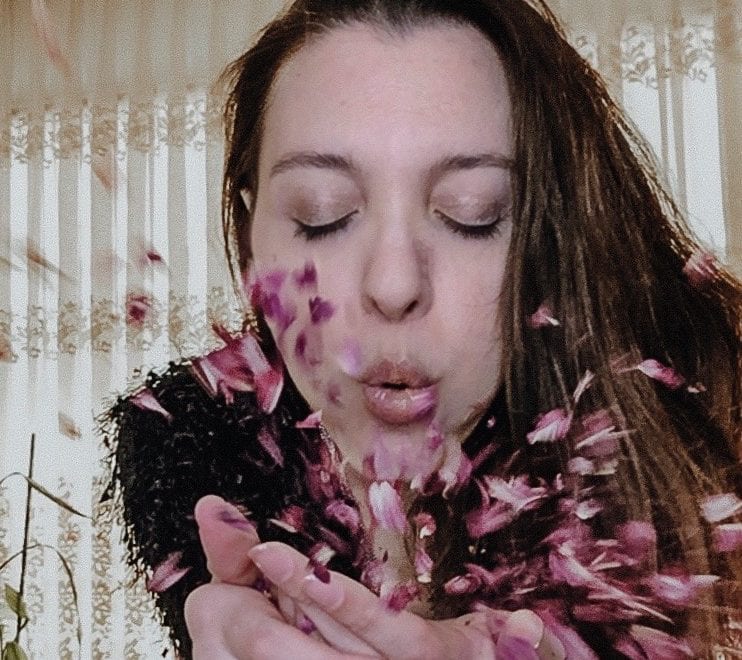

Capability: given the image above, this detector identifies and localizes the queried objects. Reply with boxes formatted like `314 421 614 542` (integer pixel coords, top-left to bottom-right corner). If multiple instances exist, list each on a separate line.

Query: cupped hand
247 541 566 660
185 494 377 659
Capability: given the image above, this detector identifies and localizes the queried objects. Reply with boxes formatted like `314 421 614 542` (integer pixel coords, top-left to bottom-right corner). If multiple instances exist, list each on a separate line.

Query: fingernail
303 572 344 610
249 544 294 584
218 508 256 534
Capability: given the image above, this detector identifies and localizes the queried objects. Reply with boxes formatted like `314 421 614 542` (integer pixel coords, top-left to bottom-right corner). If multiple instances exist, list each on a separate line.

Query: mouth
359 360 438 425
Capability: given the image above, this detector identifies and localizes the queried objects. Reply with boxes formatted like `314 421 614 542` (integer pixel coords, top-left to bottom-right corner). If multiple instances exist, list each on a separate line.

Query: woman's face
250 22 513 472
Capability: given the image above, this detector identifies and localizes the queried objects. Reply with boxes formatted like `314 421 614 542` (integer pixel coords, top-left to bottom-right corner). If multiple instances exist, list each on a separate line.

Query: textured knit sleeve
101 361 364 658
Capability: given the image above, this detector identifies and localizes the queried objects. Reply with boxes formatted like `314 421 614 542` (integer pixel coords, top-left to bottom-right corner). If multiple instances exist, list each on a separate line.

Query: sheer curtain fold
1 1 740 658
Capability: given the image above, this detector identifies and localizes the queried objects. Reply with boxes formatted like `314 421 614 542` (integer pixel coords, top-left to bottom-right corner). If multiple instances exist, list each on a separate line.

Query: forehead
260 22 512 175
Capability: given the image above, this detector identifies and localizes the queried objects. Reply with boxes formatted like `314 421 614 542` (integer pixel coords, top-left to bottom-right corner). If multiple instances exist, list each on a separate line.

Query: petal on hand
380 579 420 612
147 551 191 592
368 481 407 533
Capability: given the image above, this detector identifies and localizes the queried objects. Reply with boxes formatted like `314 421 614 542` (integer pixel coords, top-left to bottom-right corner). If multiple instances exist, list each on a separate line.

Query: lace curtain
0 1 740 658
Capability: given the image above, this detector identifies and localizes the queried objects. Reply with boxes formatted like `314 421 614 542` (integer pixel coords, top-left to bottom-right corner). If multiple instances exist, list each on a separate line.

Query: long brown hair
220 0 741 651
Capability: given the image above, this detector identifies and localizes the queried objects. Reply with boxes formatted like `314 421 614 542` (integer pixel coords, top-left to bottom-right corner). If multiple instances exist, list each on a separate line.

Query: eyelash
434 210 506 239
291 209 507 241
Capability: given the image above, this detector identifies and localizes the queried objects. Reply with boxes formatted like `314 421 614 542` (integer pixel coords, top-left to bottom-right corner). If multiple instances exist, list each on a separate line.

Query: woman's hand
247 541 566 660
185 495 377 659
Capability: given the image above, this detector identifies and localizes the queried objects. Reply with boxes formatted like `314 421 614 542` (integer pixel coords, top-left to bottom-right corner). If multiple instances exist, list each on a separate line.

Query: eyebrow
268 151 515 180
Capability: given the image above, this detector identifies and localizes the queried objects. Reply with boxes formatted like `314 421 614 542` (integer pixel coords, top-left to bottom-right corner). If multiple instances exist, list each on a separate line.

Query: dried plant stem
15 432 35 644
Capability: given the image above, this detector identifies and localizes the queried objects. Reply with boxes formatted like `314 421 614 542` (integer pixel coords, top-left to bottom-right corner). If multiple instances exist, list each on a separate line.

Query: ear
240 189 253 213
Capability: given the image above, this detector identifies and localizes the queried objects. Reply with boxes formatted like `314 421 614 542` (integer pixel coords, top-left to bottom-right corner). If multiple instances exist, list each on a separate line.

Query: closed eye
434 209 507 239
291 211 357 241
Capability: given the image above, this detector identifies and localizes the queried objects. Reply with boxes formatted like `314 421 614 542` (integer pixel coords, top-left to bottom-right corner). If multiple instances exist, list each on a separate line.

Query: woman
104 0 742 658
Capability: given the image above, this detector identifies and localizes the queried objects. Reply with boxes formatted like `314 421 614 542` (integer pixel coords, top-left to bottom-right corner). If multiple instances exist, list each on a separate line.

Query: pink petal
647 572 719 607
309 296 335 324
486 416 497 429
567 457 595 475
368 481 407 533
443 573 481 595
485 475 548 512
536 612 600 660
712 523 742 552
438 436 473 497
575 499 602 520
413 512 436 539
292 261 318 289
147 551 191 592
257 427 284 467
700 493 742 523
616 521 657 561
683 249 716 287
466 500 515 538
131 389 172 422
324 500 361 534
528 303 560 328
629 625 693 659
31 0 72 78
526 408 572 444
414 547 434 583
381 579 420 612
295 410 323 429
496 636 539 660
633 359 685 389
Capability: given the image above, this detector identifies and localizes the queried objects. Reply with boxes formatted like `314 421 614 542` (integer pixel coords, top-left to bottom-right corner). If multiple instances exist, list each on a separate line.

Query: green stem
14 433 35 645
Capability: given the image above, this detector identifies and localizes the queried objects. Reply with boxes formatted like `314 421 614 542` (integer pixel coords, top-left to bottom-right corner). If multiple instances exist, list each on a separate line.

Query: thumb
496 610 565 660
194 494 261 585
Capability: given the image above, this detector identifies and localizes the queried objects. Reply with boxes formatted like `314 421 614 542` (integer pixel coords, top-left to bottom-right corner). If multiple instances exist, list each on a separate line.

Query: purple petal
712 523 742 552
147 551 191 592
309 296 335 324
296 612 317 635
701 493 742 523
647 572 719 607
368 481 407 532
337 339 363 377
617 521 657 561
496 635 539 660
292 261 318 289
575 499 602 520
131 389 172 422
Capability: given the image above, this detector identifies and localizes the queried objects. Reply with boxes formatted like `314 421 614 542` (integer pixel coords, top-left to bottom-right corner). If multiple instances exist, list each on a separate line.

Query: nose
361 221 432 323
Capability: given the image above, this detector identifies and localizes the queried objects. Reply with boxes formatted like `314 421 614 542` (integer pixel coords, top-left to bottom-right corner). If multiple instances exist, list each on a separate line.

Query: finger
248 542 446 658
185 582 373 660
294 601 380 656
194 494 261 585
497 610 566 660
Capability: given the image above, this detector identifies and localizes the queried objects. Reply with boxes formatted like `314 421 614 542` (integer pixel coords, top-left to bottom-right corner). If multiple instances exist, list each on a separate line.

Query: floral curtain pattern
0 1 740 658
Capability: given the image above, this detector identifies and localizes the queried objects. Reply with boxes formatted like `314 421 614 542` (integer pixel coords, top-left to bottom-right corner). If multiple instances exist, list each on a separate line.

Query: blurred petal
257 426 284 467
700 493 742 523
58 412 81 439
414 512 436 539
368 481 407 533
147 551 191 592
292 261 318 289
126 292 152 327
309 296 335 324
629 625 693 659
337 339 363 377
683 249 716 287
712 523 742 552
528 303 560 328
572 370 594 403
414 547 434 583
324 500 361 534
381 579 420 612
527 408 572 444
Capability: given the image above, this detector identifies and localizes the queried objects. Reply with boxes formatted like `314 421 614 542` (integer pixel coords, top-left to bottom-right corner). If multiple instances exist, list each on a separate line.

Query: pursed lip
359 359 438 425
